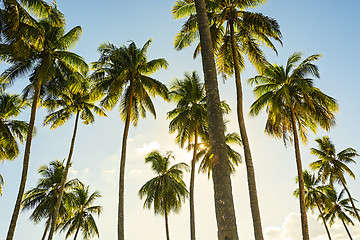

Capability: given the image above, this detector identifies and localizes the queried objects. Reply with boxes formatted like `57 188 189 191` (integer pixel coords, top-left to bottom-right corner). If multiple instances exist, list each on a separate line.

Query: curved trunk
118 89 133 240
41 218 51 240
190 127 198 240
47 111 80 240
339 178 360 222
315 202 332 240
194 1 239 239
341 219 353 240
290 109 309 240
164 204 170 240
6 77 41 240
229 21 264 240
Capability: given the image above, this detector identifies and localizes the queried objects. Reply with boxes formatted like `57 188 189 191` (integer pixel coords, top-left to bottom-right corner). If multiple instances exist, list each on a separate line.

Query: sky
1 0 360 240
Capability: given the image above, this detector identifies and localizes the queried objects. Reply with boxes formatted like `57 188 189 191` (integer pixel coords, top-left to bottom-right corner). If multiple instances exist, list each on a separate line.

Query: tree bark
315 202 332 240
118 89 133 240
6 77 41 240
341 219 353 240
47 111 80 240
194 0 239 239
291 109 310 240
229 20 264 240
190 127 198 240
164 205 170 240
339 178 360 223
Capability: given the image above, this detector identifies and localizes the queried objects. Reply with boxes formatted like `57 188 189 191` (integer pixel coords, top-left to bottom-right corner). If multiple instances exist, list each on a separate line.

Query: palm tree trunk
193 1 239 239
73 222 82 240
229 20 264 240
190 127 198 240
118 90 133 240
41 218 51 240
339 178 360 222
164 205 170 240
315 202 332 240
47 111 80 240
290 109 310 240
6 77 41 240
341 219 353 240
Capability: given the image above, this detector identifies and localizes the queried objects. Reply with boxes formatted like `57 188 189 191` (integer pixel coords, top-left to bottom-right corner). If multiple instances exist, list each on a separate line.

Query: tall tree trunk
229 20 264 240
194 0 239 239
190 127 198 240
341 219 353 240
6 77 41 240
73 221 82 240
315 202 332 240
41 218 51 240
339 178 360 222
164 205 170 240
118 90 133 240
290 109 310 240
47 111 80 240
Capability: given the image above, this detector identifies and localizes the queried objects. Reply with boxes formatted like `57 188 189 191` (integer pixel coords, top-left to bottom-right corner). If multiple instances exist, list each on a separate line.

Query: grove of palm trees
0 1 359 240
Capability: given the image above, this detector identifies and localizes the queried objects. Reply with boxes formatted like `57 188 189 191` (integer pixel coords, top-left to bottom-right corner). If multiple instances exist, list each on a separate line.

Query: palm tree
310 136 360 222
294 170 333 240
0 173 4 195
91 39 169 240
59 183 102 240
1 17 87 240
249 52 338 240
324 188 357 240
197 131 242 178
167 71 207 240
173 2 281 238
190 0 240 239
21 160 80 240
43 75 106 240
138 150 189 240
0 93 29 161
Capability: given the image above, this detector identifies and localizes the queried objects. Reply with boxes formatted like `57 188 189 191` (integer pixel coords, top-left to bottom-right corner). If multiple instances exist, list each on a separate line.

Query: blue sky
1 0 360 239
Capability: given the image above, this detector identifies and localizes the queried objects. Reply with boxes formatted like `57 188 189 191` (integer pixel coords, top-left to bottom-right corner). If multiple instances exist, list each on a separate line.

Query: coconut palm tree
197 131 242 178
59 183 102 240
91 39 169 240
42 75 106 240
173 1 281 238
167 71 207 240
190 0 240 238
324 188 357 240
21 160 80 240
2 17 87 240
249 52 338 240
138 150 189 240
0 173 4 195
310 136 360 222
0 93 29 161
294 170 333 240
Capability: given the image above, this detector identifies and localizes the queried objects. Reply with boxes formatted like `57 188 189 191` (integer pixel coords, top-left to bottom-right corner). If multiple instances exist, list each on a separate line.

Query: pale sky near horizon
1 1 360 240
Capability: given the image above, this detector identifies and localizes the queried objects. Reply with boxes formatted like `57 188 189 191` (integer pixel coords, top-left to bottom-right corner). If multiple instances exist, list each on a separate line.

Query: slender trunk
73 220 82 240
6 77 41 240
229 21 264 240
41 218 51 240
341 219 353 240
315 202 332 240
194 0 239 239
47 111 80 240
164 204 170 240
290 109 310 240
190 127 198 240
339 178 360 222
118 89 133 240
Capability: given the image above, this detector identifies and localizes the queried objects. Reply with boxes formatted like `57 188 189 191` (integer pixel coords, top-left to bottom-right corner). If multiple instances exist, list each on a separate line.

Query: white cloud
136 141 160 154
69 168 78 176
130 169 143 176
264 212 360 240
